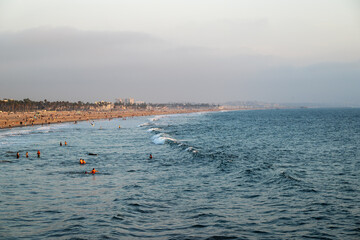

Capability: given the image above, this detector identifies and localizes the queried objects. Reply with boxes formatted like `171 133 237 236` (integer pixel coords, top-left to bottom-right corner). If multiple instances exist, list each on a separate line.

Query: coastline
0 108 225 129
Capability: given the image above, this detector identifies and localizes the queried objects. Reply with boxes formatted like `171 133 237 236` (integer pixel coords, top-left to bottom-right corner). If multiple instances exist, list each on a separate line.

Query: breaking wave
0 129 32 138
147 128 162 132
151 133 177 145
138 122 150 127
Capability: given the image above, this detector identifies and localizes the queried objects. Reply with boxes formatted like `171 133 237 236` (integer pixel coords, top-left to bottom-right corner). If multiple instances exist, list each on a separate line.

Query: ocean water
0 108 359 239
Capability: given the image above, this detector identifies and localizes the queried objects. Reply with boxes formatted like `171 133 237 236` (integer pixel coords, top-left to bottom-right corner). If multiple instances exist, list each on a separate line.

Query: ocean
0 108 359 239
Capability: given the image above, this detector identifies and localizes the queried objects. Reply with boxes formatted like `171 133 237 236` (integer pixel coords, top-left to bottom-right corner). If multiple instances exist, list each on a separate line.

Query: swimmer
17 152 20 158
90 168 98 174
79 159 86 164
60 142 62 146
26 152 29 158
149 154 152 159
37 150 40 157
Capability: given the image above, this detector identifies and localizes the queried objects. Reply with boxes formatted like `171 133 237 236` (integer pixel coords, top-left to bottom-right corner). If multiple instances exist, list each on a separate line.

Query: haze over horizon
0 0 359 106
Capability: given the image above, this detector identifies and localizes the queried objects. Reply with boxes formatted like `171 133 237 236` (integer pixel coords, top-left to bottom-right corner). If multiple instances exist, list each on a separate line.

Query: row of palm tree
0 99 218 113
0 99 98 112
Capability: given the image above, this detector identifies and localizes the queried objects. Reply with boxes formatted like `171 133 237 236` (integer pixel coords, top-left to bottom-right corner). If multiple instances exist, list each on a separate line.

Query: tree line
148 103 219 109
0 99 100 112
0 99 218 112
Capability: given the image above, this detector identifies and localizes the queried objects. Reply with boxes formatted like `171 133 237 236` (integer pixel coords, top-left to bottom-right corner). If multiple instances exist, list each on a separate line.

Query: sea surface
0 108 359 240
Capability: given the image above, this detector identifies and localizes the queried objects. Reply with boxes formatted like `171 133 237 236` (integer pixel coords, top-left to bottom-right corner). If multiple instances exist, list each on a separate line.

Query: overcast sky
0 0 359 105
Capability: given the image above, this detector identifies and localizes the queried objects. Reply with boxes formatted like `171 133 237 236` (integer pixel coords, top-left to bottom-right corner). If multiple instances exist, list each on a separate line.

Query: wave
138 122 150 127
147 128 162 132
36 126 51 131
0 129 32 138
35 126 52 133
185 146 198 153
264 170 303 186
147 127 201 155
279 171 301 182
151 133 177 145
149 116 163 121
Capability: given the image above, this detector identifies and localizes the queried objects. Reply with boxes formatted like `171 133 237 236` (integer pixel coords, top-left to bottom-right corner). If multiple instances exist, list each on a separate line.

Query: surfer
37 150 41 157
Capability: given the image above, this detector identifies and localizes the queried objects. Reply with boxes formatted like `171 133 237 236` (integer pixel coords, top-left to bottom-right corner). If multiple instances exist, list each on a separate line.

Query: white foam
151 133 176 145
36 126 52 132
138 122 150 127
0 129 32 138
147 128 161 132
185 146 198 153
36 126 51 131
149 116 165 122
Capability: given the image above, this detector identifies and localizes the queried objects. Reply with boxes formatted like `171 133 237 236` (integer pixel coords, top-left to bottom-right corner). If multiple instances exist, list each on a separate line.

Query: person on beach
17 152 20 158
37 150 40 158
26 152 29 158
79 159 86 164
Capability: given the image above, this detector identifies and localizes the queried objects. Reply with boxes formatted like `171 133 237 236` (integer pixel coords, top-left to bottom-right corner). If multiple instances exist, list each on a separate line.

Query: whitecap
185 146 198 153
138 122 150 127
147 128 162 132
151 133 177 145
0 129 32 138
36 126 51 131
149 116 164 122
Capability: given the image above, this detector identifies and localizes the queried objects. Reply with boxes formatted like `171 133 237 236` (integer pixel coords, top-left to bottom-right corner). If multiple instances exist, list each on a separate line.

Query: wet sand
0 108 222 129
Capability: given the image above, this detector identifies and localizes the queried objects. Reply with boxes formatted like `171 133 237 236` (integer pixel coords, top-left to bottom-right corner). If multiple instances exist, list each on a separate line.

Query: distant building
115 98 123 104
94 101 114 110
115 98 135 104
124 98 135 105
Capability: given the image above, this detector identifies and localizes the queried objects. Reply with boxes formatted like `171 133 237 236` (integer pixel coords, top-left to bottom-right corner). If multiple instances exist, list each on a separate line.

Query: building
115 98 135 105
115 98 123 104
124 98 135 105
94 101 114 110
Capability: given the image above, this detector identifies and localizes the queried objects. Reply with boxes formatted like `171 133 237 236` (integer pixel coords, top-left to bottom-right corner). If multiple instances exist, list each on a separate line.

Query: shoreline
0 108 226 130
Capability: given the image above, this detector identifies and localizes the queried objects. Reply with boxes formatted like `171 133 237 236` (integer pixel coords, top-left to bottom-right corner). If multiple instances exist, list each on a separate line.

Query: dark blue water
1 109 359 239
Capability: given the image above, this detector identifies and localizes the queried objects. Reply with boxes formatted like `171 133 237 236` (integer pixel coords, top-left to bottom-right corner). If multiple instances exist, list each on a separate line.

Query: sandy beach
0 108 222 129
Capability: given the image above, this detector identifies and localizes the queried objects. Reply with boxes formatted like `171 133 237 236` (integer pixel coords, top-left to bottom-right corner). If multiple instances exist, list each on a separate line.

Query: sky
0 0 359 105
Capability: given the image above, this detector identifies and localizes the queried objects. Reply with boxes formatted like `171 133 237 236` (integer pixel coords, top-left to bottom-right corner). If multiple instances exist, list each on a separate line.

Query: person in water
26 152 29 158
64 141 67 146
79 159 86 164
60 142 62 146
90 168 98 174
149 154 152 159
37 150 40 157
17 152 20 158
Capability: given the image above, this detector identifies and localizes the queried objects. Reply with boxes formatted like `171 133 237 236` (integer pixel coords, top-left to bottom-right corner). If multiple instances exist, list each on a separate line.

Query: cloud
0 27 359 105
